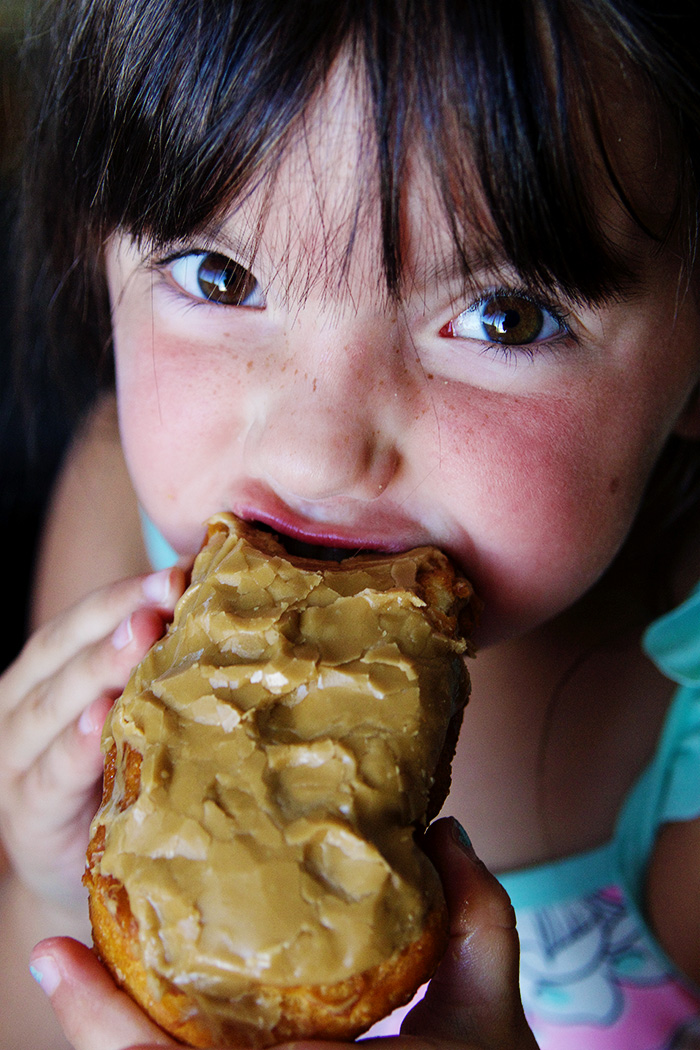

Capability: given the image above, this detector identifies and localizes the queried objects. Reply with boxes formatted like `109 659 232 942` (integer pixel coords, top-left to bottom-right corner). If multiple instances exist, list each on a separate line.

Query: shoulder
31 393 151 628
643 532 700 990
647 815 700 987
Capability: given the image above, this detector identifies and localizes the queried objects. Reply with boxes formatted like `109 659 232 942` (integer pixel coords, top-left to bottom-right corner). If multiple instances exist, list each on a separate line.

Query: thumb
30 937 176 1050
402 817 537 1049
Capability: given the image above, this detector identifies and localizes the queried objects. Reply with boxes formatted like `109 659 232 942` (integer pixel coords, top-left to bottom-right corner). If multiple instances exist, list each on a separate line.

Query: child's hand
29 818 539 1050
0 568 186 910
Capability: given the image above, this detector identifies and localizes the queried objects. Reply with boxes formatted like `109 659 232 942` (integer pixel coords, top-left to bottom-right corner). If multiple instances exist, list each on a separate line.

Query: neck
445 576 676 872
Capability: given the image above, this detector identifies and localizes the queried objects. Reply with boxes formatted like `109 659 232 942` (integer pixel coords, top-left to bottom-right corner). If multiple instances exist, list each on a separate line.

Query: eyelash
150 249 197 271
148 249 263 308
442 287 573 361
149 251 198 293
149 252 575 363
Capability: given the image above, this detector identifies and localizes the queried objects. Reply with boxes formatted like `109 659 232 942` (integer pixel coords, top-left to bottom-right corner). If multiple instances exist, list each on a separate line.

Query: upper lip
232 488 433 556
248 510 414 556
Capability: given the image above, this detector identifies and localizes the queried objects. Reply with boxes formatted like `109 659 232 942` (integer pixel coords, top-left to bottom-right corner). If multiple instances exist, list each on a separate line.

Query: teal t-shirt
140 508 179 570
498 582 700 1048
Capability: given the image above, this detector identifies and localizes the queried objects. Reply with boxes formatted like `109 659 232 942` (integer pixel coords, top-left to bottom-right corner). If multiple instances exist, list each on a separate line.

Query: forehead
197 70 475 306
197 49 679 312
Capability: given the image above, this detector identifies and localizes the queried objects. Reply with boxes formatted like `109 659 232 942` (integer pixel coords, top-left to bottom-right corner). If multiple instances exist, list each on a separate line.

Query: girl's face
106 77 700 647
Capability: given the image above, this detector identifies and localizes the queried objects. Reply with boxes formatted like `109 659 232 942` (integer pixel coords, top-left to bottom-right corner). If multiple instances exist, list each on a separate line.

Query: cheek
432 390 661 638
114 323 251 548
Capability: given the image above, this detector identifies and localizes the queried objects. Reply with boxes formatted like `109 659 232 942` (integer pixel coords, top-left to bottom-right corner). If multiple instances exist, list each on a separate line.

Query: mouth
252 520 372 562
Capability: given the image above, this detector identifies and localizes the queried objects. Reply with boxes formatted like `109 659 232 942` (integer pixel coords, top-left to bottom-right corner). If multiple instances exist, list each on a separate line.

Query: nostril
242 391 400 505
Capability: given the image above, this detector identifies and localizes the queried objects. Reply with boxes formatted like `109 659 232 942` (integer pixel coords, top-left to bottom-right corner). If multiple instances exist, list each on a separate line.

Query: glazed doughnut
84 513 477 1047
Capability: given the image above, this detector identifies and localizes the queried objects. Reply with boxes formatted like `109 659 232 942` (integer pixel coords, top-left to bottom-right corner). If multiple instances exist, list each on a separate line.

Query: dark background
1 3 72 671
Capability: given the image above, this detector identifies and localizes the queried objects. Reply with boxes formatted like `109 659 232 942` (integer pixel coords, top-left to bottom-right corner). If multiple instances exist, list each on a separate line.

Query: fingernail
30 955 61 996
142 568 173 604
78 698 105 736
451 817 475 856
111 613 134 651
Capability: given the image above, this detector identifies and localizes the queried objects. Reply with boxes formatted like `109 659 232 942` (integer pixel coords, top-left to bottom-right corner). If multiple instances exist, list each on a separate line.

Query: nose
242 320 404 505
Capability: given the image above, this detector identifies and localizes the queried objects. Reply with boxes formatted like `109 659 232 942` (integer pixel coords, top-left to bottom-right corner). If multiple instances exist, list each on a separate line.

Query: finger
1 567 185 709
3 605 171 771
9 693 112 843
30 937 176 1050
402 817 537 1049
0 608 169 901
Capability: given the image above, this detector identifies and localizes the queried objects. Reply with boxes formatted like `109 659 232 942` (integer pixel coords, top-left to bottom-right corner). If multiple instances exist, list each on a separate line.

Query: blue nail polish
453 818 474 852
29 956 61 995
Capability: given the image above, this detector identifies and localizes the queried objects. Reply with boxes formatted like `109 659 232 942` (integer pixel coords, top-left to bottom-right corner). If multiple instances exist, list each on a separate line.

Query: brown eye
169 252 264 307
197 253 259 305
481 295 544 345
441 293 563 346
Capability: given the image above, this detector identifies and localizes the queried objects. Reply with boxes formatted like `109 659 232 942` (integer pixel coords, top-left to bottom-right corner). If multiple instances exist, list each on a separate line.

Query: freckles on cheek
438 395 634 579
129 330 197 407
118 332 202 466
121 324 229 438
117 321 254 512
440 397 581 506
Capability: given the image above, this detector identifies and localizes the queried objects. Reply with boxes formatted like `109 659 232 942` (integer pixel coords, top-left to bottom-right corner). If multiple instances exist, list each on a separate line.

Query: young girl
2 0 700 1047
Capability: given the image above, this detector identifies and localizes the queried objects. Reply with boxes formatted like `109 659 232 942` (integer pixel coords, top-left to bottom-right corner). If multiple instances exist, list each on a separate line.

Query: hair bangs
365 0 687 307
38 0 653 297
59 0 355 247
